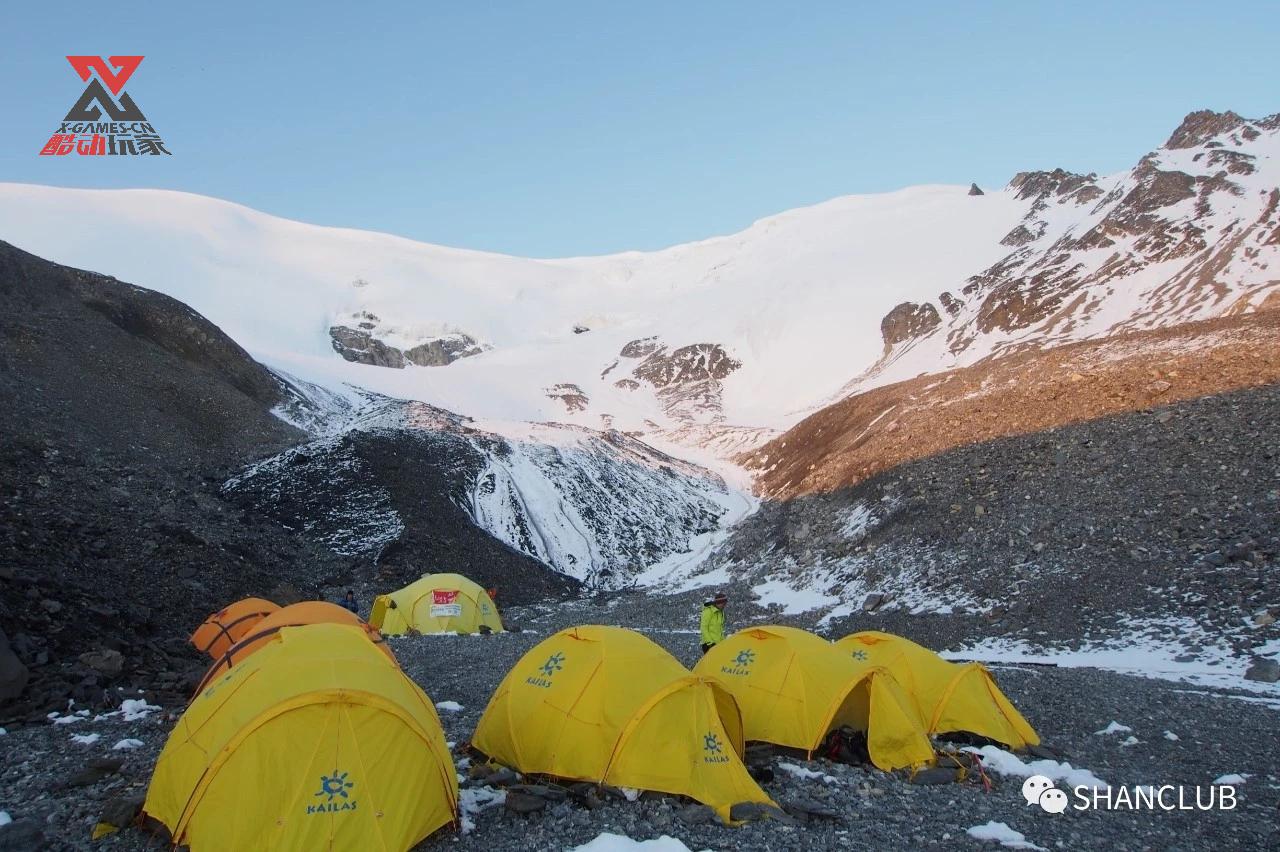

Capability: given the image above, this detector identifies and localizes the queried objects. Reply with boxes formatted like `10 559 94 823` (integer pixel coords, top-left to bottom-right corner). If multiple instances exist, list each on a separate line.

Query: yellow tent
694 625 935 771
370 573 502 635
472 625 774 822
145 624 458 851
836 631 1039 749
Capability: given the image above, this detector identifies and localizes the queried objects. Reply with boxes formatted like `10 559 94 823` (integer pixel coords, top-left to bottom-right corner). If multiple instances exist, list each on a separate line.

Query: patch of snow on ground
964 745 1108 791
777 761 839 783
841 502 876 540
70 733 100 745
435 701 464 712
1164 731 1180 741
113 739 145 750
671 564 732 595
0 811 11 827
945 623 1280 701
118 699 161 721
94 698 162 723
457 787 506 834
1213 773 1249 785
816 600 857 628
1094 721 1132 735
750 577 838 615
966 821 1045 850
569 834 709 852
1119 736 1140 747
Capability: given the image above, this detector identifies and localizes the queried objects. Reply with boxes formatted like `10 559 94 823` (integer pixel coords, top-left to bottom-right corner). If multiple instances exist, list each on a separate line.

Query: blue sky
1 1 1276 257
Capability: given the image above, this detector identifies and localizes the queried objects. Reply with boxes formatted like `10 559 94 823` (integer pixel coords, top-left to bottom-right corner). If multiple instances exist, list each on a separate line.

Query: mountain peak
1164 109 1247 149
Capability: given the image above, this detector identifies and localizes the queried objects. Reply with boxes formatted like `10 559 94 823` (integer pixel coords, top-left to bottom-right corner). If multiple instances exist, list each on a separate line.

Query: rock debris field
1 598 1277 852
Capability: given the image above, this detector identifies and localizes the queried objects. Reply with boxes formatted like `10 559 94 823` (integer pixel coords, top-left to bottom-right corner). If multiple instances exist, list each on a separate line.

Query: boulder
677 803 717 825
783 796 843 821
79 649 125 678
0 819 46 851
1243 657 1279 684
567 782 606 810
503 790 547 815
99 793 145 829
268 582 304 606
0 627 29 703
484 767 520 787
730 801 794 823
506 784 567 802
910 767 962 785
67 756 125 787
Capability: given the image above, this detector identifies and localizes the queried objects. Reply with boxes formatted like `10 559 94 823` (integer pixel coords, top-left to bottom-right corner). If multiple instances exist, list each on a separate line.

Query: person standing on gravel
340 589 359 616
700 592 728 655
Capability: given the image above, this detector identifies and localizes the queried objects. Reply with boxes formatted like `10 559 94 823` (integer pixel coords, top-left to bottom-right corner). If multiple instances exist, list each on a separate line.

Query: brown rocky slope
745 306 1280 500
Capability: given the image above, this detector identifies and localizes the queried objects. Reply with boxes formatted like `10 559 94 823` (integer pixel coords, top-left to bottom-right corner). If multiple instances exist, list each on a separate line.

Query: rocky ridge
0 240 353 720
750 306 1280 500
329 310 488 368
227 390 739 591
602 338 744 426
858 109 1280 396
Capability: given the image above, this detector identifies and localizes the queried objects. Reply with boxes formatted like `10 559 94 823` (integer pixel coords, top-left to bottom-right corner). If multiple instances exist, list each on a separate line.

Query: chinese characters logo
39 56 171 157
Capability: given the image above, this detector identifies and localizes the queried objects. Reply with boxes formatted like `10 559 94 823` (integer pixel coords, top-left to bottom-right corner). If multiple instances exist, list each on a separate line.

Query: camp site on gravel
1 4 1278 851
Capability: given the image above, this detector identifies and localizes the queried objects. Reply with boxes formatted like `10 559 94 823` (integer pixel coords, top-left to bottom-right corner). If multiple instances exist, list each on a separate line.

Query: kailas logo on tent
1023 775 1069 814
526 651 565 688
306 770 357 814
720 648 754 676
850 649 869 661
702 731 730 764
39 56 171 156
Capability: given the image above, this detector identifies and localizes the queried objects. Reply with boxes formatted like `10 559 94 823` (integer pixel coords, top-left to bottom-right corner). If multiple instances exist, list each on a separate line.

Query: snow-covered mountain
848 110 1280 396
2 108 1276 593
2 112 1275 463
226 384 747 588
0 175 1026 452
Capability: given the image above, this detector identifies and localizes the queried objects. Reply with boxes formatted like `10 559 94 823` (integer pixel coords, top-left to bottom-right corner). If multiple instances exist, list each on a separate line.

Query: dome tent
189 597 279 659
146 623 457 851
836 631 1039 749
694 625 935 771
192 601 395 696
472 625 774 822
370 573 502 635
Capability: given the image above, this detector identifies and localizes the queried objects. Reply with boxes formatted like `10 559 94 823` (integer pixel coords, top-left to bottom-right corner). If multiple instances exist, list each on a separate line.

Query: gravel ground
1 598 1277 851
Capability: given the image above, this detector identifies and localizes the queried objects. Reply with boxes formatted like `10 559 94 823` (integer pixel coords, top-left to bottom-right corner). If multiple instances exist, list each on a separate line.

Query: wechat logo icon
1022 775 1069 814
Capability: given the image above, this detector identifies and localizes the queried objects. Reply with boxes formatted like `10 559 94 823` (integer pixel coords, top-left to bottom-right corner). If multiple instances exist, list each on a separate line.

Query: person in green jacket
700 592 729 654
